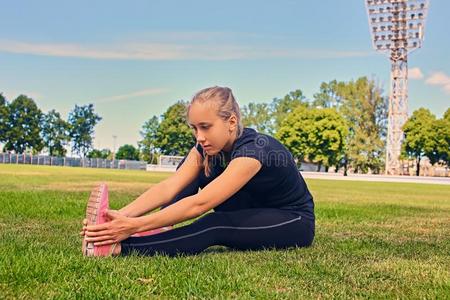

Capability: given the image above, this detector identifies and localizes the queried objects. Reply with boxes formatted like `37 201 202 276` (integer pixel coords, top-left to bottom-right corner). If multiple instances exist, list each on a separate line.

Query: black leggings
120 157 315 257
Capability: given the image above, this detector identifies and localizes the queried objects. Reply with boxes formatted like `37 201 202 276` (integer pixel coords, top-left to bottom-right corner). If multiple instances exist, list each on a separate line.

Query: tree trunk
317 163 322 172
416 157 421 176
325 165 329 172
342 156 348 176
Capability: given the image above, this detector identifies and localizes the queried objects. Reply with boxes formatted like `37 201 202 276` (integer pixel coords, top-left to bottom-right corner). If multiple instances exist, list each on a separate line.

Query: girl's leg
120 208 314 257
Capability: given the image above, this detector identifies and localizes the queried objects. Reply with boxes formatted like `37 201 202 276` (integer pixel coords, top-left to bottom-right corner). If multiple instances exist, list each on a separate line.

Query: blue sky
1 0 449 151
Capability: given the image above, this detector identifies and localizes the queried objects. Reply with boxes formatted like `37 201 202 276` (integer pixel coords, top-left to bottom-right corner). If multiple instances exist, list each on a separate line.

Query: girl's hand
83 210 140 246
79 218 88 237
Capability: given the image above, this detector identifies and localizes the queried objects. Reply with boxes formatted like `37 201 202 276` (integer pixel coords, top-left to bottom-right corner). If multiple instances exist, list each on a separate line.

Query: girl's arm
118 147 203 217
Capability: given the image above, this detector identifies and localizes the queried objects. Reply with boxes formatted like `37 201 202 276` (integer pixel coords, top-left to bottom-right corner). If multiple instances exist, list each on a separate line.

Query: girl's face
188 101 237 155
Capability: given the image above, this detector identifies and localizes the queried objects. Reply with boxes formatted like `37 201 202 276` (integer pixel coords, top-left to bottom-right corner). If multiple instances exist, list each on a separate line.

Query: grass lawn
0 164 449 299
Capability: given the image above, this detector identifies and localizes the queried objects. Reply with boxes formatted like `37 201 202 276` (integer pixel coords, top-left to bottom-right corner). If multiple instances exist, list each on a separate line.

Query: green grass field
0 164 449 299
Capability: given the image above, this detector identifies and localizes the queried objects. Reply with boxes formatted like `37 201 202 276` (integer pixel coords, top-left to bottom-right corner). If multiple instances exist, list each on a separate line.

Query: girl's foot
82 183 120 256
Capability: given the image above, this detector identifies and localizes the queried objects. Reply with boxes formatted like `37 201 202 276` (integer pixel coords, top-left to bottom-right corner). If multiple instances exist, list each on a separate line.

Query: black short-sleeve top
195 127 315 220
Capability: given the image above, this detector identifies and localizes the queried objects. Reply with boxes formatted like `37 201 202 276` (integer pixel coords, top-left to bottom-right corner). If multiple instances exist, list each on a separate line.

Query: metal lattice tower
365 0 429 175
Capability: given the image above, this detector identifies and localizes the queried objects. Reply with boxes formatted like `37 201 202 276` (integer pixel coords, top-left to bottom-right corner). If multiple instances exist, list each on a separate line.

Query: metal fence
0 152 147 170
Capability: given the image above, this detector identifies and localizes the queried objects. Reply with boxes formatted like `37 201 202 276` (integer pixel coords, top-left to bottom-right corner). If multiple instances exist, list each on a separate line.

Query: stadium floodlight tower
365 0 429 175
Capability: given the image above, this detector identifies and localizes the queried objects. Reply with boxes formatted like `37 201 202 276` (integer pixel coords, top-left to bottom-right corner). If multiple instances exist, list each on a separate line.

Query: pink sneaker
82 183 117 256
131 226 173 237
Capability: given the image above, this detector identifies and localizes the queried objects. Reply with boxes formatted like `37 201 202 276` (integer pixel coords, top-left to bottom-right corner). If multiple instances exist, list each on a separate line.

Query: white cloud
425 71 450 94
0 38 372 61
0 40 185 60
409 67 424 80
96 88 167 103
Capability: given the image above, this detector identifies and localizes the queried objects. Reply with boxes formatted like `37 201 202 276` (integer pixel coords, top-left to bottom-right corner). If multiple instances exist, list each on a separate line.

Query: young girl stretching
81 86 315 257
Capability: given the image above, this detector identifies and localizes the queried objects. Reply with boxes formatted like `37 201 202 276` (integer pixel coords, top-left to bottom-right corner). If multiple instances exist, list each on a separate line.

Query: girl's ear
228 114 238 132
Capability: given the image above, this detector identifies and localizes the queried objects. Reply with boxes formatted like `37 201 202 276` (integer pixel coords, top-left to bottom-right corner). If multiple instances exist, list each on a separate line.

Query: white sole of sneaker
82 184 106 256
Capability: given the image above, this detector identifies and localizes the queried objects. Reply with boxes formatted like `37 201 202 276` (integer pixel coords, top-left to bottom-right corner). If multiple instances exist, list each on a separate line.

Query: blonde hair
187 86 244 177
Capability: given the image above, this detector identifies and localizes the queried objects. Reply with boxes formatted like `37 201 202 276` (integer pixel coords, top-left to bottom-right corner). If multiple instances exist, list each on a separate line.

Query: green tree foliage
241 102 272 134
276 106 347 171
3 95 43 153
432 108 450 166
154 101 194 156
0 93 9 145
115 144 140 161
329 77 387 174
275 106 310 165
306 108 348 171
312 80 345 108
270 89 309 134
87 148 111 159
41 109 70 156
139 115 160 164
401 108 450 174
68 104 102 157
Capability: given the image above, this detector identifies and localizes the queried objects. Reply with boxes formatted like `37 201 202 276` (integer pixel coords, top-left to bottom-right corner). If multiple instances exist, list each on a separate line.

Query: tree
87 148 111 159
275 105 310 166
41 109 70 156
312 80 344 109
270 89 309 134
305 108 348 171
154 101 194 156
432 108 450 166
139 115 160 164
241 102 272 134
115 144 140 161
403 107 450 169
276 106 347 171
68 104 102 157
0 93 9 145
338 77 388 174
401 108 436 176
3 95 43 153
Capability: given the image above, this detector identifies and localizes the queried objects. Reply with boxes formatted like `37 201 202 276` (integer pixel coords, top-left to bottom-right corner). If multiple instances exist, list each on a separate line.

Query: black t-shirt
196 127 315 220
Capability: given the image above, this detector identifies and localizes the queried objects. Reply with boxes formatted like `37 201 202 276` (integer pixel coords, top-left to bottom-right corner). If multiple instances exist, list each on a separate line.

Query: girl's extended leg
120 208 314 257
